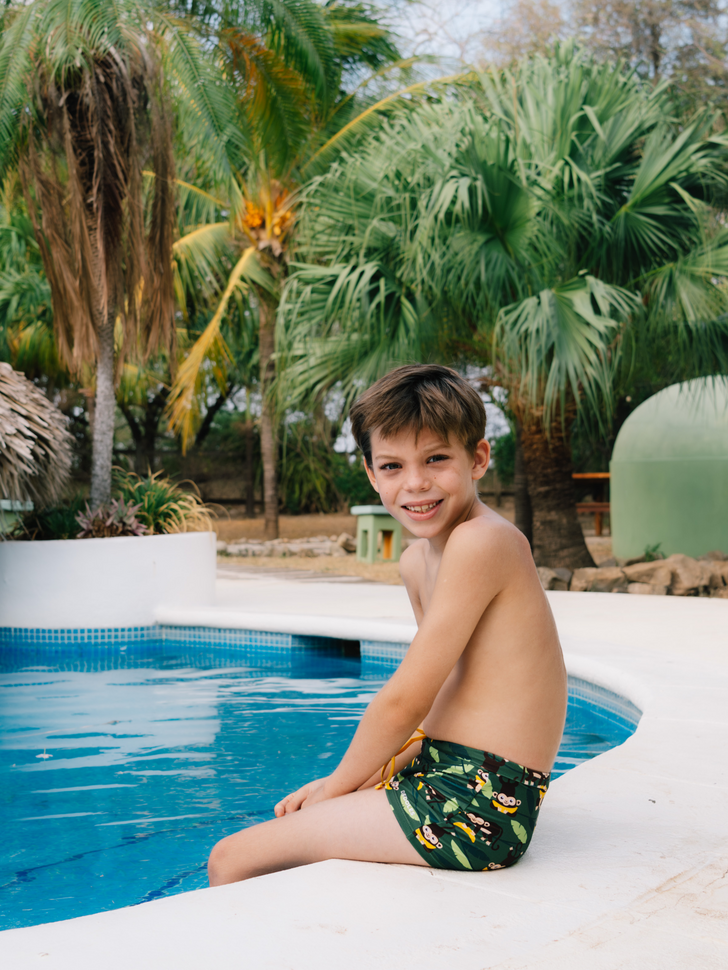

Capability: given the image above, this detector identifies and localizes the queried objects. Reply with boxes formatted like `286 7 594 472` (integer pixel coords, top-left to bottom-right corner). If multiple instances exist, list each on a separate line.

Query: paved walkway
2 569 727 970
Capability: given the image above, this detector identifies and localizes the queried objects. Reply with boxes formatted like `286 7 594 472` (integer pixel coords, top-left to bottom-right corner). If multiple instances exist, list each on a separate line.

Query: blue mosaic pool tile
360 639 408 668
0 625 157 647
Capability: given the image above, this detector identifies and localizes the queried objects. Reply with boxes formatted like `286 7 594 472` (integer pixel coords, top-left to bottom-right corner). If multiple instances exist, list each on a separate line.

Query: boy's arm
281 520 528 812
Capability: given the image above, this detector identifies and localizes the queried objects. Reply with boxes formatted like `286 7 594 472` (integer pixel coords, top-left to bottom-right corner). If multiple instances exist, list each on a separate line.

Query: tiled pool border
0 624 643 728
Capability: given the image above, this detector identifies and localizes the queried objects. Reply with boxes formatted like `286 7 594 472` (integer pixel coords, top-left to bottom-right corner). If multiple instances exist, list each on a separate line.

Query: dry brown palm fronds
0 362 72 506
18 42 176 375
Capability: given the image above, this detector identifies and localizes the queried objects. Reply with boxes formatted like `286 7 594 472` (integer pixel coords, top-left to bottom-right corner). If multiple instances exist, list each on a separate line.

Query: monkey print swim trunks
383 737 550 870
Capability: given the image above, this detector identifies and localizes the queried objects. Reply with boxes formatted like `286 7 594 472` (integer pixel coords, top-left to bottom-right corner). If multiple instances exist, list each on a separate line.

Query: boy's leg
208 787 427 885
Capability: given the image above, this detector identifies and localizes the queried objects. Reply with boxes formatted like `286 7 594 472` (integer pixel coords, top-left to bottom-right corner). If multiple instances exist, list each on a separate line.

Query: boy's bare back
401 508 566 773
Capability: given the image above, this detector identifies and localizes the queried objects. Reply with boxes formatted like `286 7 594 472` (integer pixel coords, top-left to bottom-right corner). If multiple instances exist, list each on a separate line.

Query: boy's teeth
406 501 438 512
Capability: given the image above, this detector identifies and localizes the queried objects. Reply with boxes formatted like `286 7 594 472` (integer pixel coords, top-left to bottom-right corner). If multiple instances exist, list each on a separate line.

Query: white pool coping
2 581 727 969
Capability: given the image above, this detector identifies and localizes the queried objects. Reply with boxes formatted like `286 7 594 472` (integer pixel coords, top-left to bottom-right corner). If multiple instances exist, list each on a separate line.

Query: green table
350 505 403 563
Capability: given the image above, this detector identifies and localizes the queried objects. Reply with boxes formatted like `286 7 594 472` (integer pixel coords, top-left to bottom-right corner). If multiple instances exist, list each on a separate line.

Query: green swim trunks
383 737 550 871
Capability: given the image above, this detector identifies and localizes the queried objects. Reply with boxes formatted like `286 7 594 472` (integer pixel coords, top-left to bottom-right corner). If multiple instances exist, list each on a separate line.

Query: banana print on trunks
383 737 550 871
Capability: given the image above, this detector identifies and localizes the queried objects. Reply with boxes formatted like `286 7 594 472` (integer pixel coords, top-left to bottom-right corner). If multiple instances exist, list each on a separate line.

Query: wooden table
572 472 610 536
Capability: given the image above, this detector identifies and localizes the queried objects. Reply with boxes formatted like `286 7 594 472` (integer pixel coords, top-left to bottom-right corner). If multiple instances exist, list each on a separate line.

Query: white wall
0 532 216 629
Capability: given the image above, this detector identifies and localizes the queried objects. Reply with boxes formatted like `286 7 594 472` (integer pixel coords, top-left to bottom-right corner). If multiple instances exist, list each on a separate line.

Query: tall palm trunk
513 421 533 546
520 421 595 569
88 223 116 509
89 313 116 507
244 420 255 519
258 296 279 539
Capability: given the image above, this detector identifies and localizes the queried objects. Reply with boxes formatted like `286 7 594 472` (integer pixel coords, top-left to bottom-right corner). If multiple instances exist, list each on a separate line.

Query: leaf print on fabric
450 839 473 869
511 820 528 844
428 746 440 762
442 798 460 814
442 765 465 775
399 791 420 821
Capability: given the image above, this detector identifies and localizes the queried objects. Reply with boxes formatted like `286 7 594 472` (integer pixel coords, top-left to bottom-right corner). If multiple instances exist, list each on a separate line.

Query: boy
208 364 566 883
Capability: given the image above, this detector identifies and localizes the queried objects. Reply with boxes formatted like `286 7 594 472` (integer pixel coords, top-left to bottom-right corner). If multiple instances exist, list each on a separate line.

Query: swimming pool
0 637 640 930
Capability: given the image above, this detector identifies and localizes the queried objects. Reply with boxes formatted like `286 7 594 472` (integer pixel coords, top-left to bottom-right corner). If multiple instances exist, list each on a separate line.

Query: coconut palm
0 0 242 506
166 2 443 538
279 44 728 567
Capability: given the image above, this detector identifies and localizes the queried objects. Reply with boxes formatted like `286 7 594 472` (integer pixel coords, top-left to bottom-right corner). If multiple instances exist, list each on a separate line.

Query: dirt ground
213 496 517 544
215 496 618 585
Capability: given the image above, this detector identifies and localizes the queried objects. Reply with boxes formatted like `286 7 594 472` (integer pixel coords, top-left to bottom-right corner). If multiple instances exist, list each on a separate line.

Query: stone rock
710 587 728 599
707 561 728 589
699 550 727 561
595 557 618 568
337 532 357 553
537 567 568 591
570 567 627 593
627 582 668 595
625 553 665 566
622 561 673 587
664 554 713 596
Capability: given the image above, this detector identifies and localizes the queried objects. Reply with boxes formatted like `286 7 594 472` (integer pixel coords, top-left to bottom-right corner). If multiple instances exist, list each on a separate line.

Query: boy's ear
364 458 380 493
471 439 490 481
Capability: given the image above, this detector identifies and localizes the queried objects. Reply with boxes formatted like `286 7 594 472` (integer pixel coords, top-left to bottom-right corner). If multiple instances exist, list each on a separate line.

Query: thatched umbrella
0 362 72 506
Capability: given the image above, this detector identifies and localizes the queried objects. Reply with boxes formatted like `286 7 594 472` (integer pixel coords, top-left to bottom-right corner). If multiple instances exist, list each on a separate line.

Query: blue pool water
0 640 639 930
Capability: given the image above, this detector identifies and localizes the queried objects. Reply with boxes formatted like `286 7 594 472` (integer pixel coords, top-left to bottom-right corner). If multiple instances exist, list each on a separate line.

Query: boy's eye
379 462 401 471
427 454 449 463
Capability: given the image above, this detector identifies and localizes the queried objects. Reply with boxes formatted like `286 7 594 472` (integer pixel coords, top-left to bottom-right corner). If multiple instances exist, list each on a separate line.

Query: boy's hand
274 777 331 816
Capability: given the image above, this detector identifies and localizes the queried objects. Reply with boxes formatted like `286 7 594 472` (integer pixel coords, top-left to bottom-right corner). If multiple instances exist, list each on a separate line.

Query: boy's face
365 426 490 538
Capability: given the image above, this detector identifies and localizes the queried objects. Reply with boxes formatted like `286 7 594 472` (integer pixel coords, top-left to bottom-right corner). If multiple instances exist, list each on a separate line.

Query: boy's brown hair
350 364 486 466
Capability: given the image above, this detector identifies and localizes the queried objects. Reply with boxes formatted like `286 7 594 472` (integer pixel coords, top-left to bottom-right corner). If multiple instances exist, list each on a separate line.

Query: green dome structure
610 378 728 559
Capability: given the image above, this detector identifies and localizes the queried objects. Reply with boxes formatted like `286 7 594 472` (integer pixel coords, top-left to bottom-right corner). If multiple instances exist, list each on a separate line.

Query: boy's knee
208 835 234 886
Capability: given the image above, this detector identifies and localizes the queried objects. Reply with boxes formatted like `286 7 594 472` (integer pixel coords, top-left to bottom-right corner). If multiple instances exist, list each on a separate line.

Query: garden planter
0 531 216 629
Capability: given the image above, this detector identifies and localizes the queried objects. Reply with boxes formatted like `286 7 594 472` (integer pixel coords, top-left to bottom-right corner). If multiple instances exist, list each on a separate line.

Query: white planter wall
0 531 216 629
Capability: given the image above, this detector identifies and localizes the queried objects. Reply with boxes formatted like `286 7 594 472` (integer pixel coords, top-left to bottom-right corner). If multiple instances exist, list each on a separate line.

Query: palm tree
166 1 431 539
278 44 728 567
0 0 240 506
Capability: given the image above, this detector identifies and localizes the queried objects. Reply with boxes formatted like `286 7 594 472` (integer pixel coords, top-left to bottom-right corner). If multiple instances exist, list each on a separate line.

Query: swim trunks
382 736 550 870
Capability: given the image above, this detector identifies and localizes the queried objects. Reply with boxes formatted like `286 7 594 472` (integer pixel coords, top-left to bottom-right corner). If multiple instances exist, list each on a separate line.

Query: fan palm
279 44 728 567
0 0 241 506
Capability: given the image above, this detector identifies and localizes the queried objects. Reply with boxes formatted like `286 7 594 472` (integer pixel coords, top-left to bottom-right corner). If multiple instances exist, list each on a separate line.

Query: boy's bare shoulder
398 538 427 579
446 510 533 571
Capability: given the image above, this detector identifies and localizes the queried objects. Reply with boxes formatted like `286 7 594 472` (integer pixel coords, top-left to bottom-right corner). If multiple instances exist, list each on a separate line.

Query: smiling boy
208 364 566 883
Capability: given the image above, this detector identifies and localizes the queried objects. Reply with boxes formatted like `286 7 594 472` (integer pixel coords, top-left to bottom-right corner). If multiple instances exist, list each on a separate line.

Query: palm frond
167 245 264 450
495 276 639 427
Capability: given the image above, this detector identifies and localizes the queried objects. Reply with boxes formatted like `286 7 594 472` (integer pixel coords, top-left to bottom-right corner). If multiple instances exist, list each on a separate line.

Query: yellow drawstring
374 728 427 789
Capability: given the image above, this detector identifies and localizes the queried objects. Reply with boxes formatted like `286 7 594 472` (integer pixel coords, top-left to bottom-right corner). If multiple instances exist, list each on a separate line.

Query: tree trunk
89 314 116 507
258 297 279 539
513 422 533 546
520 421 595 569
245 420 255 518
194 384 233 450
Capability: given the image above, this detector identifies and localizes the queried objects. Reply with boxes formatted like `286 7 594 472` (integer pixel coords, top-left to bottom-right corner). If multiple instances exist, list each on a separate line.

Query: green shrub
491 431 515 488
113 470 214 534
8 495 86 540
332 452 377 508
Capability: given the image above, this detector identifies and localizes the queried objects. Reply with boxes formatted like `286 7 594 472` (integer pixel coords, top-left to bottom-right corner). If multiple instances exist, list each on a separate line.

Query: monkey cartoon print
383 737 549 871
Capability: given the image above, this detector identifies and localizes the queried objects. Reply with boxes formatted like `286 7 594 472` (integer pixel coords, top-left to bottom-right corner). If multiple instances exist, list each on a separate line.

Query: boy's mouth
401 499 443 518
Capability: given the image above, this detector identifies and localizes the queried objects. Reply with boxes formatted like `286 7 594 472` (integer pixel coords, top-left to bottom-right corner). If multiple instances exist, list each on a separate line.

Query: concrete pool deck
1 569 727 969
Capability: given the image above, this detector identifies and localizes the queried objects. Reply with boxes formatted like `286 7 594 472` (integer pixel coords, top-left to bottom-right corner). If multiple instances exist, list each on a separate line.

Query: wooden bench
573 472 610 536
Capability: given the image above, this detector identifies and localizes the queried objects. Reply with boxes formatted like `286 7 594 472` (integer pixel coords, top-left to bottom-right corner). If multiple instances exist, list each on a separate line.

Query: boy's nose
404 467 431 491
